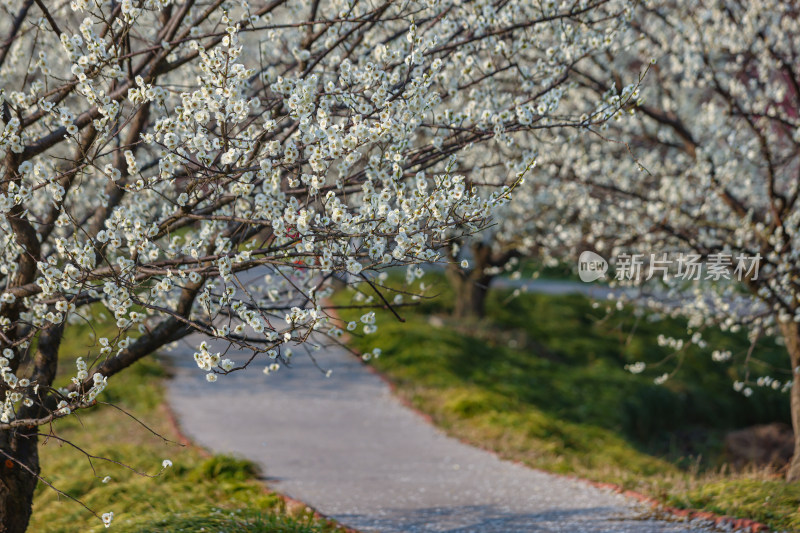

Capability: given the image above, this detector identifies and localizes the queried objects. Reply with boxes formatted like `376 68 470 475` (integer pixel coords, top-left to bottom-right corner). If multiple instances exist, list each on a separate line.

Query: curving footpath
165 330 713 533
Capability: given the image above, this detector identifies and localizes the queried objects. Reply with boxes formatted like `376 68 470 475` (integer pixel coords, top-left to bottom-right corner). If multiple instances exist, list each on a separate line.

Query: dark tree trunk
0 323 64 532
446 243 495 320
0 428 39 533
781 321 800 482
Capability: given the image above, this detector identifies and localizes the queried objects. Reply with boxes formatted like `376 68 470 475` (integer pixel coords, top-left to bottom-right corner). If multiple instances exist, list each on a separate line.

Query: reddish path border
588 481 769 532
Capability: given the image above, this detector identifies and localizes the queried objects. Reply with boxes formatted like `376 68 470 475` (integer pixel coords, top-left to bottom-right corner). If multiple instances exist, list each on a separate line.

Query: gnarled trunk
0 428 39 533
780 321 800 482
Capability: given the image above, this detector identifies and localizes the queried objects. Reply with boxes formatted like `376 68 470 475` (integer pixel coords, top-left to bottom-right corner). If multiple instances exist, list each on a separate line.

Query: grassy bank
335 275 799 531
29 319 343 533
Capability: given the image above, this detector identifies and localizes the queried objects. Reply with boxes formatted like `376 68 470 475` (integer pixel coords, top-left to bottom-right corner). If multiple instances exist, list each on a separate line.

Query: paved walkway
166 334 709 532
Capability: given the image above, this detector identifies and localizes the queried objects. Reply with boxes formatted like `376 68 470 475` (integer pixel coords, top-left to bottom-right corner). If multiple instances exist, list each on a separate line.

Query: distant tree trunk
446 242 495 320
0 428 39 533
781 321 800 482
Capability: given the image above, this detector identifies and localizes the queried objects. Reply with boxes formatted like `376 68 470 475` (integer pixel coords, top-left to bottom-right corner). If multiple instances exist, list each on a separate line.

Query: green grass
517 257 583 281
29 317 343 533
335 274 799 531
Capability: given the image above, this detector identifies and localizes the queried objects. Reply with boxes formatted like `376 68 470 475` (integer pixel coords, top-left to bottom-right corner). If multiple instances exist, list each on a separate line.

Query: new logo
578 251 608 282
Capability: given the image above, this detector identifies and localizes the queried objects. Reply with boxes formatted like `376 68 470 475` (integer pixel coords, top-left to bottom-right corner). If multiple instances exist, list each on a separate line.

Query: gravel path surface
166 333 711 532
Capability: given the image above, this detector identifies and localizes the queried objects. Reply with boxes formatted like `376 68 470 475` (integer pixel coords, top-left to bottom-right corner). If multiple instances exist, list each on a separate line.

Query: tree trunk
446 243 494 320
0 324 63 532
0 428 39 532
781 321 800 482
448 271 492 319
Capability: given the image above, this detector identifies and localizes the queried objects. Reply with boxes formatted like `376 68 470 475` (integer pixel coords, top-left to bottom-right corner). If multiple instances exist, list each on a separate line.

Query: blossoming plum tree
0 0 633 529
529 0 800 480
439 27 644 319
